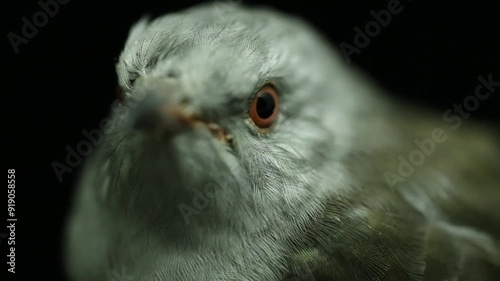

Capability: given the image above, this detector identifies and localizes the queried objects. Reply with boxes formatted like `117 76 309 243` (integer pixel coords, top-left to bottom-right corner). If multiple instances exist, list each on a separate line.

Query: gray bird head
111 4 363 230
68 3 384 280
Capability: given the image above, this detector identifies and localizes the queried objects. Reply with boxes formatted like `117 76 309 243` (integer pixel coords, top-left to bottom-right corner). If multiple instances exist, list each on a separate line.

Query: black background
3 0 500 280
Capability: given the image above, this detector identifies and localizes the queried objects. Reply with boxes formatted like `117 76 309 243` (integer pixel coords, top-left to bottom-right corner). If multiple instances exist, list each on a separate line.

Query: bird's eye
249 85 279 129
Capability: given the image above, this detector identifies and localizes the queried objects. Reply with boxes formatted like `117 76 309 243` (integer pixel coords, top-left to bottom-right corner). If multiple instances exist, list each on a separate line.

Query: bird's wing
283 114 500 281
284 193 500 281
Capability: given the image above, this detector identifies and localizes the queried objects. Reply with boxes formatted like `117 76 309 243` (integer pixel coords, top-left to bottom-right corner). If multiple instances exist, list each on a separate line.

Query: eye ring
249 85 279 129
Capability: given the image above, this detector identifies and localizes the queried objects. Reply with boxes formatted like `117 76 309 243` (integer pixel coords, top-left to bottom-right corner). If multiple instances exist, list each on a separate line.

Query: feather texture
65 3 500 281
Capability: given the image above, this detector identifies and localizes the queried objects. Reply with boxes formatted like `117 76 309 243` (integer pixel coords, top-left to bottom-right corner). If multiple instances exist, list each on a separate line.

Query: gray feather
65 3 500 281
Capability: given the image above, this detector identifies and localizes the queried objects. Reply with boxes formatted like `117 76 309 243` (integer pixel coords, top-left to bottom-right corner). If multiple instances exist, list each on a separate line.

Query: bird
64 3 500 281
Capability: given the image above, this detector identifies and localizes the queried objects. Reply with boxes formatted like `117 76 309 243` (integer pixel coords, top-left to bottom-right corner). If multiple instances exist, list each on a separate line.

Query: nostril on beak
179 97 190 106
129 88 166 131
128 83 197 134
132 108 162 131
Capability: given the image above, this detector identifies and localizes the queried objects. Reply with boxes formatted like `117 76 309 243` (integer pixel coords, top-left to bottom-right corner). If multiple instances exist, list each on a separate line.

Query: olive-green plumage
286 110 500 280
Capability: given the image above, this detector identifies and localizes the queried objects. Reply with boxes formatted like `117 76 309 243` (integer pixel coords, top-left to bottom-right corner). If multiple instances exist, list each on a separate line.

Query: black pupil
256 92 275 119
